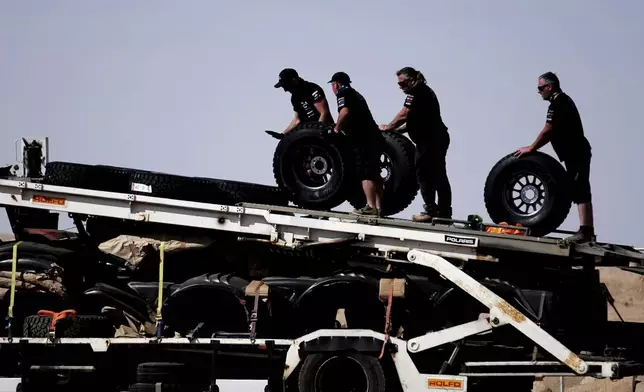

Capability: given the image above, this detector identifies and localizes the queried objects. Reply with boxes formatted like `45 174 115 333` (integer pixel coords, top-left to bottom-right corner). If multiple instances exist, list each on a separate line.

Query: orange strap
485 222 526 236
38 309 77 331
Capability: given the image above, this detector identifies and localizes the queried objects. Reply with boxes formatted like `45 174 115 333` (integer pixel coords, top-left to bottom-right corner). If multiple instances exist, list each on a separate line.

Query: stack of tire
41 162 290 208
42 121 575 237
273 122 574 236
272 122 418 217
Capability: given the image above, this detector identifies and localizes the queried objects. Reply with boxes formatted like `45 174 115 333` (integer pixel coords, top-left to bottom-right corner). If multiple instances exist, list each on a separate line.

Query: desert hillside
534 267 644 392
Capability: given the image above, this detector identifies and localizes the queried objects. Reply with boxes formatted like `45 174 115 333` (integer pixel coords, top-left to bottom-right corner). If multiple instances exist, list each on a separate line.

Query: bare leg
363 179 383 210
362 180 376 208
579 202 594 227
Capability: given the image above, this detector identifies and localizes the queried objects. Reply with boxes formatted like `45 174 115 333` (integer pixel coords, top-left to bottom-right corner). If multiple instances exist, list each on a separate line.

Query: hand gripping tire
272 122 351 210
345 131 418 216
484 151 572 237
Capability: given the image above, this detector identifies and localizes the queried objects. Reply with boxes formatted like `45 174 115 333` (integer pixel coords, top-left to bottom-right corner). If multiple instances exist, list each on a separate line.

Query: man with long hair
380 66 453 222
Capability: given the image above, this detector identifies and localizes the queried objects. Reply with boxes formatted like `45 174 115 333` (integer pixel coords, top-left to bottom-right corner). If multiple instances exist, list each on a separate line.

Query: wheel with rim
483 151 571 237
272 122 351 210
346 131 418 216
297 352 386 392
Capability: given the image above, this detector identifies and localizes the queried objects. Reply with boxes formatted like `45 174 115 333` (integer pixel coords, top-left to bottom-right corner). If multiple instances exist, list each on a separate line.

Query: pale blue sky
1 1 643 246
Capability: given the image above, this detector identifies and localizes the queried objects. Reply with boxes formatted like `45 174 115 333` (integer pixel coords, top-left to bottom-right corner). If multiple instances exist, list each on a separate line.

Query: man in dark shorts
514 72 595 243
274 68 333 136
380 66 453 222
328 71 384 217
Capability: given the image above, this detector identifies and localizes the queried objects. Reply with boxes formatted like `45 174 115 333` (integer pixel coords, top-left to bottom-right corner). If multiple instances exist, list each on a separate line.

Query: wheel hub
520 184 539 204
380 153 392 182
310 156 329 175
504 173 547 216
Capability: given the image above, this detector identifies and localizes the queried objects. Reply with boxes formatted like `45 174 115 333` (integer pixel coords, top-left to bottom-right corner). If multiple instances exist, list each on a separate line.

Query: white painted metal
12 138 49 178
0 178 489 258
406 249 589 375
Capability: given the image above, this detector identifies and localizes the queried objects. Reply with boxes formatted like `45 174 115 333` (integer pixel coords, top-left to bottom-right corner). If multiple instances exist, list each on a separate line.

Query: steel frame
0 250 632 390
2 137 644 389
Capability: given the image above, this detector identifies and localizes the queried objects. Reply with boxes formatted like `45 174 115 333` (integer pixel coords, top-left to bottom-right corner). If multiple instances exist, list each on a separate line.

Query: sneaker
351 205 380 217
412 210 434 222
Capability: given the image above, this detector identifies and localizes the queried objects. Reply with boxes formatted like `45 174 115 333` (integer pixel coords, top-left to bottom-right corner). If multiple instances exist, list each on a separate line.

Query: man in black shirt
274 68 333 136
380 67 452 222
514 72 595 243
329 71 385 217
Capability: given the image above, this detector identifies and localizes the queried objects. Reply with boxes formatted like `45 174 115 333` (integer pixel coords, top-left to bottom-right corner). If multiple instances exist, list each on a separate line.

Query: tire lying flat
43 161 289 207
484 151 572 237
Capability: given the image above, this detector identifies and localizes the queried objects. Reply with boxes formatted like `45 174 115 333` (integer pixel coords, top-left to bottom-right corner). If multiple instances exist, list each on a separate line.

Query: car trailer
1 138 644 391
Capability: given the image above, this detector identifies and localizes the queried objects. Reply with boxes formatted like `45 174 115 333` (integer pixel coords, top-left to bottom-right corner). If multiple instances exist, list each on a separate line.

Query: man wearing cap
274 68 333 136
329 71 385 217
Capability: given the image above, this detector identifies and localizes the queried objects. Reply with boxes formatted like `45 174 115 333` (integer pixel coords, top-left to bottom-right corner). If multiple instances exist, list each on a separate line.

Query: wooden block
245 280 269 297
379 278 405 301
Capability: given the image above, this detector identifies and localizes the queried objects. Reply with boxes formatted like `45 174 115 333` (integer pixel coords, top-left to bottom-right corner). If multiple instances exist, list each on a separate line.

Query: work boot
351 205 380 217
565 226 596 244
412 205 438 222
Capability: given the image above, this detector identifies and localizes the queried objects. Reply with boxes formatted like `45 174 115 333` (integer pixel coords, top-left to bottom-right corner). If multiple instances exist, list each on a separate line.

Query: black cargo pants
414 133 452 216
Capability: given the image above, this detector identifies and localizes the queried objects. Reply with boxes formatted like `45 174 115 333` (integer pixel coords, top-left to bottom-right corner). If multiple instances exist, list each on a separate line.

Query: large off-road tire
193 178 290 207
346 131 418 216
298 352 386 392
484 151 571 237
43 161 133 193
22 314 114 338
163 273 251 337
273 122 351 210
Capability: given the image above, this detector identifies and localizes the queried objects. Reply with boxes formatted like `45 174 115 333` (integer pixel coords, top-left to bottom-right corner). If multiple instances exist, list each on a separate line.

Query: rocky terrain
534 267 644 392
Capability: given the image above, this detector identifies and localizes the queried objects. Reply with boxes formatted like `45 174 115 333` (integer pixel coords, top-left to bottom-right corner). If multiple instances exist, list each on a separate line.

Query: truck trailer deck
1 138 644 392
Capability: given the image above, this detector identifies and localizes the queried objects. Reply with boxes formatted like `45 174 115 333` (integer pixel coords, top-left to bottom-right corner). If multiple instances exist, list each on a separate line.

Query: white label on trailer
426 374 466 390
131 182 152 193
443 234 477 247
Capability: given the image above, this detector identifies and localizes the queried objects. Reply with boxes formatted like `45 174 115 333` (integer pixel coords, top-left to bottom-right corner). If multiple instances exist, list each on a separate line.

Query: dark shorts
564 153 592 204
353 134 385 182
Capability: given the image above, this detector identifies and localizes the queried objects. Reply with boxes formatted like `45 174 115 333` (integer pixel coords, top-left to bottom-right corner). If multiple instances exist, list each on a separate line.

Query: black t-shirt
403 84 448 143
336 86 379 137
290 81 326 122
546 92 591 162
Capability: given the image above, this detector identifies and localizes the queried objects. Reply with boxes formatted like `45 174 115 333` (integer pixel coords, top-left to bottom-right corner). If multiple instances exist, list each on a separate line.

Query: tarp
98 234 215 270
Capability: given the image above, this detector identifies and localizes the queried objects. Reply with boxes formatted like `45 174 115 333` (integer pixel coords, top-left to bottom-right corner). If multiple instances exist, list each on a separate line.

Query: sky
1 1 643 249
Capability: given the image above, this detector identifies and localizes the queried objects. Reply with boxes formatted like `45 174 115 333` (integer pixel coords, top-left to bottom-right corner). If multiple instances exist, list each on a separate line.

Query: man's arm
380 94 414 131
333 93 349 133
314 98 333 123
514 107 555 157
334 107 349 133
380 106 409 131
284 111 301 134
529 122 553 151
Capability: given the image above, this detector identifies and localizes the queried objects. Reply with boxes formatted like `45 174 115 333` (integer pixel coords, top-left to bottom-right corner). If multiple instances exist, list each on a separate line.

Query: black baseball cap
328 71 351 84
274 68 299 88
